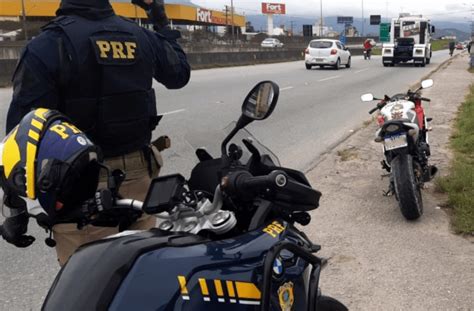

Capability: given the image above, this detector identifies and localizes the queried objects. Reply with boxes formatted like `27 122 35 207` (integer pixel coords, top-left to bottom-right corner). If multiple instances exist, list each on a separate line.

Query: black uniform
6 0 190 157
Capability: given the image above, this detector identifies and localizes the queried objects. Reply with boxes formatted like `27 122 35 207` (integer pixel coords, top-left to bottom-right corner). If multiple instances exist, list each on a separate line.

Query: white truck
382 14 435 67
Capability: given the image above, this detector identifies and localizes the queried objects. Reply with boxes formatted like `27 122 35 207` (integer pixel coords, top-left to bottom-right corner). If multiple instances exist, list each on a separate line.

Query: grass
337 147 359 162
436 85 474 234
469 67 474 74
371 48 382 56
431 39 451 52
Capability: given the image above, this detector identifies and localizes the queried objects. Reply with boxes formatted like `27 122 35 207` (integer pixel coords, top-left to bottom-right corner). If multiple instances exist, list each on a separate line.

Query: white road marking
355 68 370 74
280 86 294 91
318 75 340 82
159 109 186 116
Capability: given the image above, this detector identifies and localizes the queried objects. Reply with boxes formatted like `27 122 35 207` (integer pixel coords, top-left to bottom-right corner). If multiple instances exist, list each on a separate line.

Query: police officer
2 0 190 265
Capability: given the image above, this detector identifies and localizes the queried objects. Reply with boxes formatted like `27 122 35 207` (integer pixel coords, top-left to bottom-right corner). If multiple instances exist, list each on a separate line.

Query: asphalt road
0 51 452 310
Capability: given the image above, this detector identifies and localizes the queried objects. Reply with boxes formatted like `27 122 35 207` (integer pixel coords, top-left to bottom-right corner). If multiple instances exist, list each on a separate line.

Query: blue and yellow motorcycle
42 81 347 311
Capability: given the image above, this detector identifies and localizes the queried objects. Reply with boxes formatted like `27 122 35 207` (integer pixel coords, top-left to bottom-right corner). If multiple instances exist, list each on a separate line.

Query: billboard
337 16 353 24
370 15 381 25
262 2 286 15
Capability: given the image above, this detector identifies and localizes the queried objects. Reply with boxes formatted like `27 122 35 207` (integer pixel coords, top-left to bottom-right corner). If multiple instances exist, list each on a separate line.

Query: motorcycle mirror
421 79 434 89
221 81 280 158
361 93 375 102
241 81 279 122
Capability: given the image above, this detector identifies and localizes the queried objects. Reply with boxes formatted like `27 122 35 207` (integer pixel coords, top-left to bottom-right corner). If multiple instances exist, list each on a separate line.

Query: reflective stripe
226 281 236 298
214 280 224 297
28 129 40 141
199 278 209 296
178 276 189 295
26 141 37 198
31 119 43 130
235 282 261 300
2 128 20 178
34 108 48 121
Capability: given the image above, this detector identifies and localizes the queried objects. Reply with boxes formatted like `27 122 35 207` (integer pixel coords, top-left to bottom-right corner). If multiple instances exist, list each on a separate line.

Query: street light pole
361 0 364 37
320 0 323 37
21 0 28 40
231 0 235 43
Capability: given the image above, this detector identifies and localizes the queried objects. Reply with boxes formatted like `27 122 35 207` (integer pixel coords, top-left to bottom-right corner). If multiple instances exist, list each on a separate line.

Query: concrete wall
0 59 18 87
0 47 365 86
187 49 304 69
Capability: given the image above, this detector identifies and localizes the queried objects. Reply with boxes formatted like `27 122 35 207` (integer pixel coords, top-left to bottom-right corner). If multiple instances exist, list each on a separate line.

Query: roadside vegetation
436 85 474 234
431 39 451 52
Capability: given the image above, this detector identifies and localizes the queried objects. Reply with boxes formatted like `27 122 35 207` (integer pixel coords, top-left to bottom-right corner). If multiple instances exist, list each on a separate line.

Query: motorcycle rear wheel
392 154 423 220
316 295 348 311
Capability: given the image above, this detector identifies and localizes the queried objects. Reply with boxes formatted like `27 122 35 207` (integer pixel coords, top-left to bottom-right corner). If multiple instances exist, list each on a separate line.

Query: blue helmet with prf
0 108 102 220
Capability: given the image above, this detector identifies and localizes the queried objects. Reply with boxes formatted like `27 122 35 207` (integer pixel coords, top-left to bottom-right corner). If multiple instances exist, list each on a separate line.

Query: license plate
315 58 324 62
384 133 408 151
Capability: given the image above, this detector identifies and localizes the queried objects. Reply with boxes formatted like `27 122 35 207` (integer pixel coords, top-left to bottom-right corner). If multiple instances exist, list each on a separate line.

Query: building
0 0 246 29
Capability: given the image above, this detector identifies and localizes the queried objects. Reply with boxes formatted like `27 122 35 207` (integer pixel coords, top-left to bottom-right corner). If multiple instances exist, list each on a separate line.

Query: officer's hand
0 214 35 248
132 0 169 30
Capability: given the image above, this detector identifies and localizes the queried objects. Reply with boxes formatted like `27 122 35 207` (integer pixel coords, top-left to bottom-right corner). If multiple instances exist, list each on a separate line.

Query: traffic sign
370 15 381 25
380 23 390 42
337 16 353 24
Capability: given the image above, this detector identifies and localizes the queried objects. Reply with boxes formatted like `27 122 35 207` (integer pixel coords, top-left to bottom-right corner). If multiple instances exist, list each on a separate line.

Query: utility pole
361 0 364 37
320 0 323 37
224 5 229 38
231 0 235 43
21 0 28 41
290 20 295 36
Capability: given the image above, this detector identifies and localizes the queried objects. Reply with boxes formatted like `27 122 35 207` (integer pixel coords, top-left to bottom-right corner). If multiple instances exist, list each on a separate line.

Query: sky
188 0 473 22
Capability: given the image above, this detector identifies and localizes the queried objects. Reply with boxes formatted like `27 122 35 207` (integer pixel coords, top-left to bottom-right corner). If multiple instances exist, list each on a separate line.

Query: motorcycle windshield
185 122 281 166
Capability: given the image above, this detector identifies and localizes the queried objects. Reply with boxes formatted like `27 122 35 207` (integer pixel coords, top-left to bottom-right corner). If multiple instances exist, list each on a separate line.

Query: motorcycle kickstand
380 174 395 197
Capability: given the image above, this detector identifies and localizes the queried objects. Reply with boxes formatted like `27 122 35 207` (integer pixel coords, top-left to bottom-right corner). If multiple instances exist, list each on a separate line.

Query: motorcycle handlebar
369 106 379 114
421 97 431 102
223 170 288 197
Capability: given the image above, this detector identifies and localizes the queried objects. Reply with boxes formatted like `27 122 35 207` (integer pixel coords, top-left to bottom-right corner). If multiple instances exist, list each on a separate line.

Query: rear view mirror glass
361 94 374 102
242 81 279 121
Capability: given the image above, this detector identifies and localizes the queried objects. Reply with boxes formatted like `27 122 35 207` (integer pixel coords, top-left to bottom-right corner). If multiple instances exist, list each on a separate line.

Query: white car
305 39 351 70
261 38 284 48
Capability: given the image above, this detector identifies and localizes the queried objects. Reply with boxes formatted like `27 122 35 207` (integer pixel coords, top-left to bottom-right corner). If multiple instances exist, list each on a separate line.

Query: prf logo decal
177 276 261 306
263 221 285 238
96 40 137 59
91 36 139 65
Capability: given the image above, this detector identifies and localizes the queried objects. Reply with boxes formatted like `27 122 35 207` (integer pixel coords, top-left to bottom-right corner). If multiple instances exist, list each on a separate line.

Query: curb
303 53 459 174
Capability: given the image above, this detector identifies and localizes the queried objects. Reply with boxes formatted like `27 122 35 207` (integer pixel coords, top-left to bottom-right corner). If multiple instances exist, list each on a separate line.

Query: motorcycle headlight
385 124 401 133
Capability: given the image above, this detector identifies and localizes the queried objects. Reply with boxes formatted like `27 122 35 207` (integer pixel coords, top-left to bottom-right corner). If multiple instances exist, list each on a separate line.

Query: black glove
0 213 35 248
132 0 169 30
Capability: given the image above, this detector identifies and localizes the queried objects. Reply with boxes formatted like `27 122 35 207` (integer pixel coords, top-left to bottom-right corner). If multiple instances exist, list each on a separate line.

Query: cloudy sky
190 0 473 21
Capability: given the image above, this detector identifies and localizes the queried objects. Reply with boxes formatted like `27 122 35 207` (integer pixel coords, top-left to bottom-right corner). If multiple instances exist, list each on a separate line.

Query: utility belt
100 136 171 181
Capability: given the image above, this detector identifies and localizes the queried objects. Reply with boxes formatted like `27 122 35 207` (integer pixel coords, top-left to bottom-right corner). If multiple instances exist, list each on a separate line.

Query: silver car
261 38 284 48
305 39 351 70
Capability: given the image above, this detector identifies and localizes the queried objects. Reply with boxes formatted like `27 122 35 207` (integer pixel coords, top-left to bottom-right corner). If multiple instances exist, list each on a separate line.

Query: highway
0 51 451 310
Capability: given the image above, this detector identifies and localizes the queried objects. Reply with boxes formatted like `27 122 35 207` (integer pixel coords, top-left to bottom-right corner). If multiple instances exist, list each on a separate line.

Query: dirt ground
305 54 474 310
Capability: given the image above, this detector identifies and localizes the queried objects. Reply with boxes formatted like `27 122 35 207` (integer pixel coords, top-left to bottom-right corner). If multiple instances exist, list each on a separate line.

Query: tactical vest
43 15 159 157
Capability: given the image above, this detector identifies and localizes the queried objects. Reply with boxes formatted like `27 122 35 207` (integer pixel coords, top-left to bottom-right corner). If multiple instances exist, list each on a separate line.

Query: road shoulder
306 54 474 309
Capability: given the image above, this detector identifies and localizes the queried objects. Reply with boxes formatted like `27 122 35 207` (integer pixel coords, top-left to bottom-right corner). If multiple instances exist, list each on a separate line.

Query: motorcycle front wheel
316 295 348 311
391 154 423 220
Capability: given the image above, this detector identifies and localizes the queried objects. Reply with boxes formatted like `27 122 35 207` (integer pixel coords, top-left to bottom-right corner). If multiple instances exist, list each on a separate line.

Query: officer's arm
148 29 191 89
6 47 60 133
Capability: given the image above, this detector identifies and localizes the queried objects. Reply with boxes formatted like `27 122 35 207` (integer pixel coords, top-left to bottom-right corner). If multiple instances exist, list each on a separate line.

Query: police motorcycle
19 81 345 311
360 79 438 220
